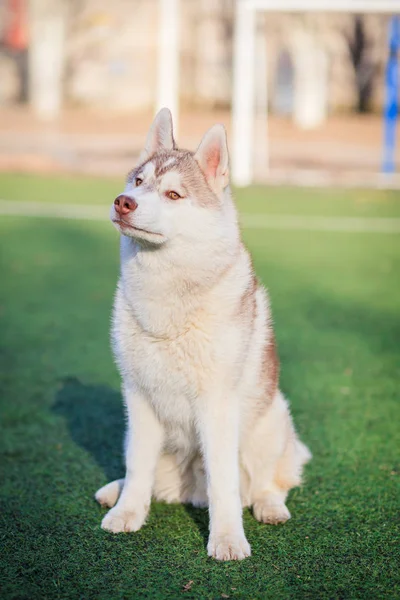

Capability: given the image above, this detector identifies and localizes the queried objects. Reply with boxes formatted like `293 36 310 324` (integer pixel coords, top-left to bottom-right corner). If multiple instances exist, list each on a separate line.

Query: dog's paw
253 497 291 525
95 479 124 508
101 506 146 533
207 532 251 561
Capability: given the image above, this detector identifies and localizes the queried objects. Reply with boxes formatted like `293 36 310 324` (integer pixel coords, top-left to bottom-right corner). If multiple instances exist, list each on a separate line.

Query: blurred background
0 0 399 185
1 3 400 598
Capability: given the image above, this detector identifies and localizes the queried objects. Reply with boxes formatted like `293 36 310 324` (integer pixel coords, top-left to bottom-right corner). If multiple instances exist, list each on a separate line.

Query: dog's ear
139 107 176 162
194 124 229 190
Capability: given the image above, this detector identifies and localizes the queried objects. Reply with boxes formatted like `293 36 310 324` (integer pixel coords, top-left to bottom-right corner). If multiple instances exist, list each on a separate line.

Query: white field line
240 213 400 233
1 199 400 233
0 200 108 221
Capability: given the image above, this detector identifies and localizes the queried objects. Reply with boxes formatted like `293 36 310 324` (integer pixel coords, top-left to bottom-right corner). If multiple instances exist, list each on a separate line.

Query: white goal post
156 0 180 135
231 0 400 186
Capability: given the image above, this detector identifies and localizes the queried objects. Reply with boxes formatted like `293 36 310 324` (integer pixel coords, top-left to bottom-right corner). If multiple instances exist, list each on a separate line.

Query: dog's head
111 108 234 248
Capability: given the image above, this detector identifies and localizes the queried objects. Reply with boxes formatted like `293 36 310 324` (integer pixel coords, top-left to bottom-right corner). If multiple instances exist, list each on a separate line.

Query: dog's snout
114 195 138 216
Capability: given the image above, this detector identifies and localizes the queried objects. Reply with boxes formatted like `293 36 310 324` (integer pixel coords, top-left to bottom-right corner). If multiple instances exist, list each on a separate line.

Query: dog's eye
135 178 143 187
167 191 181 200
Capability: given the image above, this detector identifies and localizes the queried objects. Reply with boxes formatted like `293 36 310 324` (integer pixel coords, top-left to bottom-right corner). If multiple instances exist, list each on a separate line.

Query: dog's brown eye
167 191 181 200
135 178 143 187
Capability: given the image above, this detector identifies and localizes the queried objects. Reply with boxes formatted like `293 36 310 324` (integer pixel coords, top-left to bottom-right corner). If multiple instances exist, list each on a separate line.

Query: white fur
98 108 311 561
138 107 175 163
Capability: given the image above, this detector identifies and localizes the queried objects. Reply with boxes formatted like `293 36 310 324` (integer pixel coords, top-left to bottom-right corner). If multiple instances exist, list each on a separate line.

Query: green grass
0 173 399 599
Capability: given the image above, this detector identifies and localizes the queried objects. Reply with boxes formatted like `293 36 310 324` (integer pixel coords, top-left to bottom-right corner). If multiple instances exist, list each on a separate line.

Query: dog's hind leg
95 479 124 508
252 434 311 524
95 453 184 507
243 390 311 525
95 453 196 508
153 453 184 503
153 452 210 507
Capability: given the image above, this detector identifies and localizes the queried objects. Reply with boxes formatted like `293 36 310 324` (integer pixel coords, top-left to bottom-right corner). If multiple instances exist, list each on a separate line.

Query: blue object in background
383 16 400 174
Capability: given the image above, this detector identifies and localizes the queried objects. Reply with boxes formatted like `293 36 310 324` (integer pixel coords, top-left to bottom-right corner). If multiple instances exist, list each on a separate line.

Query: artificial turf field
0 173 399 599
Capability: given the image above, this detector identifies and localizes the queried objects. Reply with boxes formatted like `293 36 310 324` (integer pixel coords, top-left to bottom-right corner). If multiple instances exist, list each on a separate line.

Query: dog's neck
118 233 240 338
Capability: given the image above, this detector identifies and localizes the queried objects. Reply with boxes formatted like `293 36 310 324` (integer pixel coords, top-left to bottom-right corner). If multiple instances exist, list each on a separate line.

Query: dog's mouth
112 219 163 239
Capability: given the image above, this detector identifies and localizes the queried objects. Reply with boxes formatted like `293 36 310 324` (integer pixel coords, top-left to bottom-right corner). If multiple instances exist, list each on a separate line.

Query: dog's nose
114 195 138 215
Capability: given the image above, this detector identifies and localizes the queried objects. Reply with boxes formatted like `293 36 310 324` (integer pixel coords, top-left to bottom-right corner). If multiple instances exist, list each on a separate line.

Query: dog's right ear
139 107 176 162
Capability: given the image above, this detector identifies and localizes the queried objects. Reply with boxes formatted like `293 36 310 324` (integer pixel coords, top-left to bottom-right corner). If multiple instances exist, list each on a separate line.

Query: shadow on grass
53 377 125 482
183 505 210 548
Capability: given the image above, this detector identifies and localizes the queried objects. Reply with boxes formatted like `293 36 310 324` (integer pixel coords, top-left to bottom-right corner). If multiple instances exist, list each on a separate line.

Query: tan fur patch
236 273 257 322
263 330 279 405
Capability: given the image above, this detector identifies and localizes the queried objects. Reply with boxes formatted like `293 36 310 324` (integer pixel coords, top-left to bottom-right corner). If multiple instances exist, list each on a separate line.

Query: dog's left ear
139 107 176 162
194 124 229 190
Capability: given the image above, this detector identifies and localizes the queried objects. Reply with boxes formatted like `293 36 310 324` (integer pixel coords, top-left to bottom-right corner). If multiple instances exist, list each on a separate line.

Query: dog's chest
113 289 217 422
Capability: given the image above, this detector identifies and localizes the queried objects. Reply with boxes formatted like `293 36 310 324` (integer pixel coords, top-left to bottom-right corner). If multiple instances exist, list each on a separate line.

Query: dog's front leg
197 391 251 560
101 386 163 533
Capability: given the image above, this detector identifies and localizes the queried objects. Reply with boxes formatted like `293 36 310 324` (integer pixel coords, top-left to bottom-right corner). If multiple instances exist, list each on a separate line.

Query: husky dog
95 108 311 561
